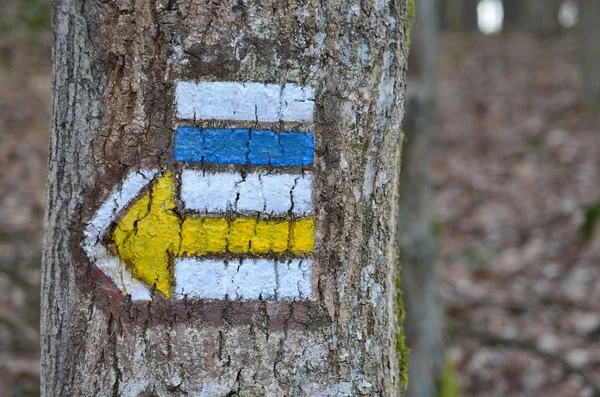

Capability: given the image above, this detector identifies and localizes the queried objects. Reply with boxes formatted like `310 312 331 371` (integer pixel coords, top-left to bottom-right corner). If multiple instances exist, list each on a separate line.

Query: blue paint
279 131 314 166
174 126 313 166
204 129 249 164
174 126 203 163
247 130 278 165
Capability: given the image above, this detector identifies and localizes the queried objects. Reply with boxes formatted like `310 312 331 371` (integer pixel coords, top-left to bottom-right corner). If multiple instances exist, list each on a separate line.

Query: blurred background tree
399 0 446 396
579 0 600 107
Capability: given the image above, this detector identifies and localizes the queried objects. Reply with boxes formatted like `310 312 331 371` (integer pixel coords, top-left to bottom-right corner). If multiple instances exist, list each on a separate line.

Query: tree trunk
443 0 464 31
42 0 410 396
461 0 480 31
579 0 600 107
437 0 448 30
526 0 562 34
503 0 526 31
504 0 562 33
398 0 445 396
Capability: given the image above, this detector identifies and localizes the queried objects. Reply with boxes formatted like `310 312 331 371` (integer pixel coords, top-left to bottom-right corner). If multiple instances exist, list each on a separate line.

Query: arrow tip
110 172 180 299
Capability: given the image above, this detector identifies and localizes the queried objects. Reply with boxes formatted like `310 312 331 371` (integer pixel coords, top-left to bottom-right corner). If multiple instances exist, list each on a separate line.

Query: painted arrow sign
83 81 316 301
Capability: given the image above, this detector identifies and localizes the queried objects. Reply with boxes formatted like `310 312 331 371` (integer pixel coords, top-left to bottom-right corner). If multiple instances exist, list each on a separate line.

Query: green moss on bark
438 359 461 397
396 267 410 394
406 0 416 56
396 150 410 397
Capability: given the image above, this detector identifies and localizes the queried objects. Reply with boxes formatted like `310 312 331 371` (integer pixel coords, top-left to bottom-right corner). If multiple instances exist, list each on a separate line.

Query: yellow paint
180 217 314 256
228 218 255 254
110 173 315 298
290 217 315 254
180 217 229 256
252 220 289 254
111 172 180 298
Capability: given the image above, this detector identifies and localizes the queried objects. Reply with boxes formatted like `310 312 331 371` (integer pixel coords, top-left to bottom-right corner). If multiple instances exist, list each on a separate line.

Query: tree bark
579 0 600 107
398 0 445 396
42 0 410 396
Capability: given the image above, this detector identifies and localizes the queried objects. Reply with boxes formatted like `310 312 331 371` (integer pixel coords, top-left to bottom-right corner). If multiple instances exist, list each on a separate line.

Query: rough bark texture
398 0 445 396
42 0 410 396
579 0 600 108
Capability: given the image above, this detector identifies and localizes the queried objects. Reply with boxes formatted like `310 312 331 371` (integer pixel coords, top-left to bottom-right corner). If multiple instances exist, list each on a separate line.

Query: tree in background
42 0 411 395
579 0 600 107
441 0 478 31
461 0 480 31
504 0 563 34
398 0 447 396
503 0 527 30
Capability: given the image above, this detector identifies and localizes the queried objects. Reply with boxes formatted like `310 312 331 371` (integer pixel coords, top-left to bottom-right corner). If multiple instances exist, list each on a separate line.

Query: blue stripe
174 126 314 166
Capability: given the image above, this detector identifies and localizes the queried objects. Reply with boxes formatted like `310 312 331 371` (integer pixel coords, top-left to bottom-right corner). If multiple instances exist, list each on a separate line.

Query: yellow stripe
180 217 314 256
111 173 314 299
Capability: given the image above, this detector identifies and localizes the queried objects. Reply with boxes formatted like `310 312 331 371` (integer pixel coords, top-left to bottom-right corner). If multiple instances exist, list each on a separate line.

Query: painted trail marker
84 81 315 302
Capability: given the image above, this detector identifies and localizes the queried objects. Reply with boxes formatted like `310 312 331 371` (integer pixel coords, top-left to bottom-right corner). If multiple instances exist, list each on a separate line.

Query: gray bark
579 0 600 107
42 0 410 396
398 0 445 396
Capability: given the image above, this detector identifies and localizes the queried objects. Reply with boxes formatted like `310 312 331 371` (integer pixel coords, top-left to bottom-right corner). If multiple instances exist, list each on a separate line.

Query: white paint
176 81 315 122
276 259 312 299
180 171 242 213
174 258 312 301
292 174 313 214
83 170 157 245
235 172 267 214
82 169 158 300
92 245 152 301
180 170 313 215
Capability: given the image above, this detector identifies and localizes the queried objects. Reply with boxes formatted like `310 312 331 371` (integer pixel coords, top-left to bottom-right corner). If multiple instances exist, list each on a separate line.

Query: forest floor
1 3 599 395
436 32 600 397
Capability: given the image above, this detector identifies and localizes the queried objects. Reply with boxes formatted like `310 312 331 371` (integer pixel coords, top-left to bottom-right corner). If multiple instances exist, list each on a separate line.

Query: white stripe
82 169 158 300
83 169 157 247
176 81 314 122
180 170 313 215
92 245 152 301
174 258 312 300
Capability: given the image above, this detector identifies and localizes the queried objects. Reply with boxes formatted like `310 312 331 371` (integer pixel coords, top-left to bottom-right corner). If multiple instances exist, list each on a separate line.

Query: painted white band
180 170 313 215
175 81 315 122
91 245 152 301
83 169 158 300
174 258 312 301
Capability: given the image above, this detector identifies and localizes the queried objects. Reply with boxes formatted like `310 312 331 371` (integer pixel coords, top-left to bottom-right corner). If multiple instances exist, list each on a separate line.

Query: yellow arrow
109 172 314 298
